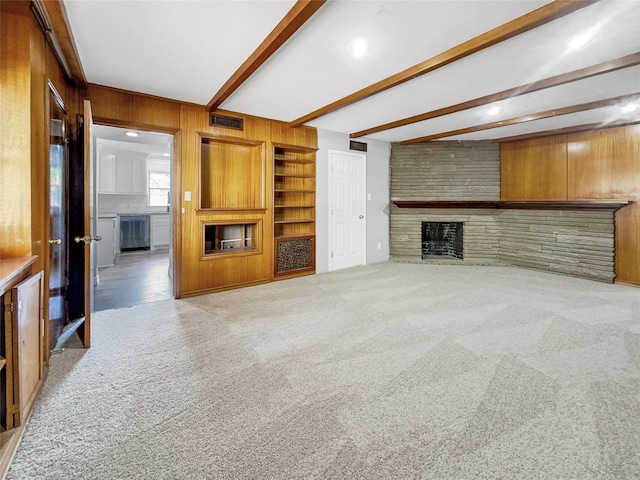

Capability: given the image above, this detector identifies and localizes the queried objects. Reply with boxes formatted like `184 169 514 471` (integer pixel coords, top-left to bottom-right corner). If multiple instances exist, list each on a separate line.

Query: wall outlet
377 242 382 250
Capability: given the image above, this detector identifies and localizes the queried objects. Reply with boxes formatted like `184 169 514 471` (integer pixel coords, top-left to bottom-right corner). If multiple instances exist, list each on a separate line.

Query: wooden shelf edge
272 143 318 153
274 268 315 279
274 220 315 224
274 205 315 208
274 173 315 178
274 234 316 240
274 190 315 193
196 208 267 215
0 427 22 478
0 255 38 296
392 200 632 211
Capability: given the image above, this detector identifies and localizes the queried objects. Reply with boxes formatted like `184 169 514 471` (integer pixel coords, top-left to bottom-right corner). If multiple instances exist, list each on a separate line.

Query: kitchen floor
94 249 172 311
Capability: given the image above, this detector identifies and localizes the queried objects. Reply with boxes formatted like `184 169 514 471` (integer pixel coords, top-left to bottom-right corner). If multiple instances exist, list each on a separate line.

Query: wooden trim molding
36 0 87 87
401 93 640 144
206 0 326 111
289 0 598 127
495 119 640 143
392 200 631 211
351 52 640 138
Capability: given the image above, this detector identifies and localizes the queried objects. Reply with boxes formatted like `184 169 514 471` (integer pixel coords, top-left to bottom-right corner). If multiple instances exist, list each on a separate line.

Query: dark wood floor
94 250 172 311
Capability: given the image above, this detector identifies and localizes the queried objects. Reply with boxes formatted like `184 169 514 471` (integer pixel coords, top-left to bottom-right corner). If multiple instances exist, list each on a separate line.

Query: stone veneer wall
499 210 615 282
390 207 501 263
390 141 617 282
391 141 500 200
390 141 502 264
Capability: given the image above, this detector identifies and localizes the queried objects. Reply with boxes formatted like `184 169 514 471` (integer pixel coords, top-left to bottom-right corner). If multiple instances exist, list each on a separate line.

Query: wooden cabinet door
10 271 43 427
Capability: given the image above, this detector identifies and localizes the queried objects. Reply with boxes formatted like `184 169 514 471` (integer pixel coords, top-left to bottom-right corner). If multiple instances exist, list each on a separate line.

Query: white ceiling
93 124 173 159
63 0 640 143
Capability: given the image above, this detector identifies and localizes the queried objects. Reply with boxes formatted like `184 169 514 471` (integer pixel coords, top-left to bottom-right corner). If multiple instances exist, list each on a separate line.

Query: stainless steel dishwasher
119 215 151 251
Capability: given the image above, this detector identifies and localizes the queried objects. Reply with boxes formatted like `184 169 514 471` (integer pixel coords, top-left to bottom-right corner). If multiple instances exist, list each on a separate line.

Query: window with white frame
149 171 171 206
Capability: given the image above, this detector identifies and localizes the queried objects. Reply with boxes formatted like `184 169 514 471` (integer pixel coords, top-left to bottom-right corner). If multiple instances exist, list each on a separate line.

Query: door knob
48 238 62 245
359 215 364 219
74 235 102 244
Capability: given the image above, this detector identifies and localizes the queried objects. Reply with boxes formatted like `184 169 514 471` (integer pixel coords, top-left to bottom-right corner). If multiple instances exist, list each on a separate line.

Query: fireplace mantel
392 200 631 211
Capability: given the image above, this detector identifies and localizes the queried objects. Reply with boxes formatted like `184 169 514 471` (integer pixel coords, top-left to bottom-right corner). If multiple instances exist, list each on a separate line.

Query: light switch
184 191 192 201
367 193 372 201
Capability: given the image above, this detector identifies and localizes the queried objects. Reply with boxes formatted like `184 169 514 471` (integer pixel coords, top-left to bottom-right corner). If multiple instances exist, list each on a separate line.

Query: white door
329 150 366 271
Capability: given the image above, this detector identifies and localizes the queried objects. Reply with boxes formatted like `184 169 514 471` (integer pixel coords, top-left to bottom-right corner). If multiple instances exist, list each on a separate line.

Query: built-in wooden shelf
273 144 316 277
392 200 632 211
274 219 315 224
274 205 314 208
274 173 315 178
275 234 312 240
0 256 38 296
274 189 315 193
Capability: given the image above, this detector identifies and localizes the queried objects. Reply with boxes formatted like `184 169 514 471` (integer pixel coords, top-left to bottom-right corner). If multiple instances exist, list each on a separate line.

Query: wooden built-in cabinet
273 144 316 278
0 257 43 458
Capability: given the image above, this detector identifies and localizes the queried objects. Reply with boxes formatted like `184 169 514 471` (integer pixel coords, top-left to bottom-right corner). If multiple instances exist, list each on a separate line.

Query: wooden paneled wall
500 136 567 201
501 125 640 285
87 85 181 130
86 87 317 297
568 127 640 285
0 2 33 258
179 106 273 296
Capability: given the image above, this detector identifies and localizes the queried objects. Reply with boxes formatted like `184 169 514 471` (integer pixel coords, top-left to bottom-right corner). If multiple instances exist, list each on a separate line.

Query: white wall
316 129 391 273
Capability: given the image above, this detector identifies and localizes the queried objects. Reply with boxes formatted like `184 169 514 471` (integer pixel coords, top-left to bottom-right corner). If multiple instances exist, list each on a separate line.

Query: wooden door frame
87 118 181 299
45 82 69 353
328 149 367 272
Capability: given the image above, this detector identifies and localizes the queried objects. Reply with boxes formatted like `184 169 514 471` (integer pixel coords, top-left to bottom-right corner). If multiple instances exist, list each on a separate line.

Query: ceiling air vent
210 113 244 131
350 140 367 152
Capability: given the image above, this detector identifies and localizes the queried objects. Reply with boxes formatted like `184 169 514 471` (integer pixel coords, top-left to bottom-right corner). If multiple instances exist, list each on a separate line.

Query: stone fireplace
422 221 463 259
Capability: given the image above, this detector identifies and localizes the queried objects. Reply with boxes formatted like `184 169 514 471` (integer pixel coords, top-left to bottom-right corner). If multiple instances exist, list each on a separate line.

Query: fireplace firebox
422 222 463 259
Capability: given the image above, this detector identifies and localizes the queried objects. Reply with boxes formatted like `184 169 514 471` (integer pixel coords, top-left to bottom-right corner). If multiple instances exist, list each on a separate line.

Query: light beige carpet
7 263 640 479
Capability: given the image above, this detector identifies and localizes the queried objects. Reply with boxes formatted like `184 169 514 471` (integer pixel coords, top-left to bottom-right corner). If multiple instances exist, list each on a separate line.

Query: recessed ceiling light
350 39 368 59
162 153 170 157
621 101 639 113
488 106 501 116
125 131 138 137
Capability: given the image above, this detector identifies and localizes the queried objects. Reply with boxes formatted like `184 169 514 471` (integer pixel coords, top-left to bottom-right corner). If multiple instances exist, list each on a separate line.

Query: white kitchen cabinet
98 154 116 193
97 217 116 267
115 156 146 194
99 153 146 194
151 214 170 249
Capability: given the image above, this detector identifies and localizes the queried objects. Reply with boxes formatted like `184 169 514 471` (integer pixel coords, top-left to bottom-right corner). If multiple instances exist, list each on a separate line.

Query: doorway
91 125 174 311
47 84 69 350
328 149 367 271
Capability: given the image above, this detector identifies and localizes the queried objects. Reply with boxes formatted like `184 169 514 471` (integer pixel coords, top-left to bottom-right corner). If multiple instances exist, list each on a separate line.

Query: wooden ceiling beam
351 52 640 139
495 119 640 143
206 0 326 112
289 0 598 127
400 93 640 144
36 0 87 88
